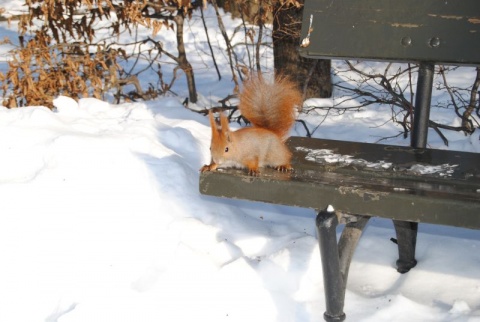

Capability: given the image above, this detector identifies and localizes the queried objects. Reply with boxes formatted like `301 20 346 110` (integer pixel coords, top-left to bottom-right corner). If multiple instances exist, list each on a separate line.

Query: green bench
200 1 480 321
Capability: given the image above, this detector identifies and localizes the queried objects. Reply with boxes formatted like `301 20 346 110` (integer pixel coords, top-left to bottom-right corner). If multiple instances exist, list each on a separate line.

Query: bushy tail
238 74 303 140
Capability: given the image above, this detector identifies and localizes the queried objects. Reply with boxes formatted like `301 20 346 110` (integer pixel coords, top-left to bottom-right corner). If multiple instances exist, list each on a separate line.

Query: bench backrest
299 0 480 66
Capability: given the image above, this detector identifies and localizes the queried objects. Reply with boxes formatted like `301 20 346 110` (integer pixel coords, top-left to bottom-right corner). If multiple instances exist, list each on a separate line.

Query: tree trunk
272 1 332 99
174 13 198 103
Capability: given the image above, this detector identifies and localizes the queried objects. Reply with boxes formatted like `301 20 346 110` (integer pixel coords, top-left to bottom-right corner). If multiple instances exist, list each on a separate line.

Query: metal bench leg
393 220 418 273
411 62 435 149
316 208 369 322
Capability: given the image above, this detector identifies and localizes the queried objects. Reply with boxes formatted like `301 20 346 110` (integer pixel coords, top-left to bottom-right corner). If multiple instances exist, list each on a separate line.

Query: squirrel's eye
225 147 229 152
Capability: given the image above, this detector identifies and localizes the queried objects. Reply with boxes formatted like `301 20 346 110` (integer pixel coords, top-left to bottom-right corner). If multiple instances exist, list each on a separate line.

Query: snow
0 2 479 322
295 146 463 176
296 146 394 170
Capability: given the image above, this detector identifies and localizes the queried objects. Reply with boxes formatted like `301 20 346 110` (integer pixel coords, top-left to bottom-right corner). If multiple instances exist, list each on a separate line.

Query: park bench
200 0 480 321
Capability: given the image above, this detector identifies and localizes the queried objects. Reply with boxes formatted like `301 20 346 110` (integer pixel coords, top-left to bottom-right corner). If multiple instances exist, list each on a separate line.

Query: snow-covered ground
0 2 479 322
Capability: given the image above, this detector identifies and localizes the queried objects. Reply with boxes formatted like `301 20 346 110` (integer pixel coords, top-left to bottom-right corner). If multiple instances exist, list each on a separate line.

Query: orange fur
201 75 303 175
238 75 303 140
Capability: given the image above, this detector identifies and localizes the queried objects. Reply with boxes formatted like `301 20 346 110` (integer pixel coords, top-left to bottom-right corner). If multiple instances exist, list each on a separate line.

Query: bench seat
200 136 480 230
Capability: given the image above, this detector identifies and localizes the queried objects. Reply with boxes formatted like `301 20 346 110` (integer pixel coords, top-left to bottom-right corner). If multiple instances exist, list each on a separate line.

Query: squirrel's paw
247 168 260 176
275 165 293 172
200 163 217 172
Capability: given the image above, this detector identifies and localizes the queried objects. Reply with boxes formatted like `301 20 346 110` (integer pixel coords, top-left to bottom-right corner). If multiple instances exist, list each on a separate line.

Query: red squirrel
200 75 303 175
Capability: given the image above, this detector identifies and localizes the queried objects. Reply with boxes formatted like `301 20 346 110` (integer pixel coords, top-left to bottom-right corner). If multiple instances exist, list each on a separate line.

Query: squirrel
200 74 303 176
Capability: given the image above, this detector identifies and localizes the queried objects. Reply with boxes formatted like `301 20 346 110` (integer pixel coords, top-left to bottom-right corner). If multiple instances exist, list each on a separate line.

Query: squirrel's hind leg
270 143 293 172
274 165 293 172
245 158 260 176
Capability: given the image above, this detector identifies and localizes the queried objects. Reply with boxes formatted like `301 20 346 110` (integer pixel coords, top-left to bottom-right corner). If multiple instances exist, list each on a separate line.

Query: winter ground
0 2 479 322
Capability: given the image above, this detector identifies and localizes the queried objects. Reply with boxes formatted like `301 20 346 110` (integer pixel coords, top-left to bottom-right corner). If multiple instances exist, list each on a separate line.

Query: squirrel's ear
219 112 230 134
209 110 219 137
219 112 233 142
208 110 215 127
